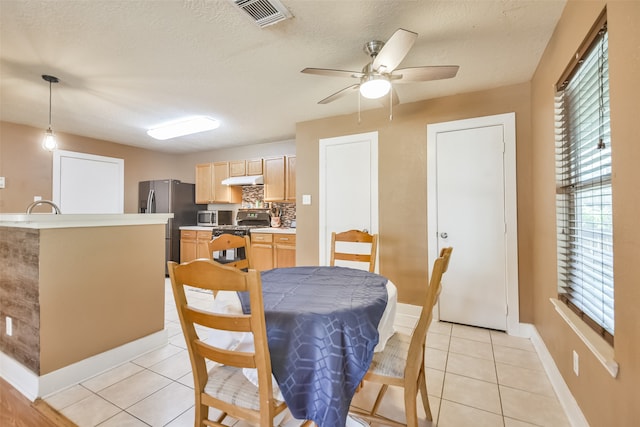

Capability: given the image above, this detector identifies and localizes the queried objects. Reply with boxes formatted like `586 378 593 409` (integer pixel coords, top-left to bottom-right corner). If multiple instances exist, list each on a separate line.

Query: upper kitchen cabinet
229 160 246 177
247 159 263 176
286 156 296 202
264 155 295 202
195 162 242 204
229 159 263 177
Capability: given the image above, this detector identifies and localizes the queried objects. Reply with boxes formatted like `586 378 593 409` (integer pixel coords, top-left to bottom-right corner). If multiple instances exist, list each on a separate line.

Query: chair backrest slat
185 307 252 332
194 340 257 369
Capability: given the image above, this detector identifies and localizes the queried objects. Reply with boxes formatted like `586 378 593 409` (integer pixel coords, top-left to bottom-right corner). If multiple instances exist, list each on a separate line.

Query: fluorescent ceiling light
147 116 220 140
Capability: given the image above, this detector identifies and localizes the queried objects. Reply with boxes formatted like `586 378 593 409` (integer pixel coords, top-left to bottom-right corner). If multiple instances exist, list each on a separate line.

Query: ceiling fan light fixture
147 116 220 140
360 75 391 99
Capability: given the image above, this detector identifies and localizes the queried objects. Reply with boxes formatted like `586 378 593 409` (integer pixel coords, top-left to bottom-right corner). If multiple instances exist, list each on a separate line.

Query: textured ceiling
0 0 566 154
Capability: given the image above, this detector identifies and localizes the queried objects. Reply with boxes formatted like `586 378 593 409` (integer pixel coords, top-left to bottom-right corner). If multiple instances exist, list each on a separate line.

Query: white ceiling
0 0 566 154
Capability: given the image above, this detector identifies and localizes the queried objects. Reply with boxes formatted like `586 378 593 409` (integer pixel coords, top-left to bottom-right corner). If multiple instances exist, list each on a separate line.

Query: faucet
26 200 62 214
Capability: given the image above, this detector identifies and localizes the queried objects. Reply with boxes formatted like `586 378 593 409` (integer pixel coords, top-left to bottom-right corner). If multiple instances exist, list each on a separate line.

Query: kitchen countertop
0 213 173 229
179 226 296 234
180 225 215 231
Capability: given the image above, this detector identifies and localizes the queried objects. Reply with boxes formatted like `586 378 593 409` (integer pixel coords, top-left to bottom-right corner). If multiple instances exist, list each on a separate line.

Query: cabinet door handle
280 237 289 241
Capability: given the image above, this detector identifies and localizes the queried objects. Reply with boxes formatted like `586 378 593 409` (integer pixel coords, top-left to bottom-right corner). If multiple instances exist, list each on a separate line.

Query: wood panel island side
0 213 172 400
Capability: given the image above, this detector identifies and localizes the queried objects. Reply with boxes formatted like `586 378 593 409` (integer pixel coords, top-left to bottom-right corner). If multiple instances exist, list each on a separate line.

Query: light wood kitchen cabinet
229 160 246 177
274 234 296 268
250 232 295 270
286 155 296 202
229 158 262 177
195 163 214 204
263 155 295 202
250 233 274 271
195 162 242 204
180 230 213 262
263 156 286 201
247 159 263 175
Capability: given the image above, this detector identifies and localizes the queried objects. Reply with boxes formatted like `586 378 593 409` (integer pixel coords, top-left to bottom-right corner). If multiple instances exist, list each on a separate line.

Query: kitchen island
0 213 172 400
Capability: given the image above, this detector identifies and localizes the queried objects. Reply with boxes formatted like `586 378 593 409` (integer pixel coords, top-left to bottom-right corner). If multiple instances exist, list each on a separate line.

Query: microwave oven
197 210 233 226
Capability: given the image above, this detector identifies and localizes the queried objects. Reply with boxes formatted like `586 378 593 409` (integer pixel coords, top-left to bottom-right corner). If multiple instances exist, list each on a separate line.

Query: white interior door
53 150 124 214
319 132 378 270
427 113 519 333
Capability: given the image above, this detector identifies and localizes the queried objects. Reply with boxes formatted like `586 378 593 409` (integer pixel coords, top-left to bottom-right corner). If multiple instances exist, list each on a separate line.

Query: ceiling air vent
230 0 292 28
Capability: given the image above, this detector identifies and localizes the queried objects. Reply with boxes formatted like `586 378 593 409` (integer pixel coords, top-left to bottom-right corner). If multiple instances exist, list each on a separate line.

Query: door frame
427 113 521 335
318 131 379 267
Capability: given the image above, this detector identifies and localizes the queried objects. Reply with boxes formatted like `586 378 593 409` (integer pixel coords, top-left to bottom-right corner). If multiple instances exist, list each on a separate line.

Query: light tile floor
44 279 571 426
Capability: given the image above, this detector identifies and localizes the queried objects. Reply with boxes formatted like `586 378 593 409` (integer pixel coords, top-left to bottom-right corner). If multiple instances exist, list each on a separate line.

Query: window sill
550 298 618 378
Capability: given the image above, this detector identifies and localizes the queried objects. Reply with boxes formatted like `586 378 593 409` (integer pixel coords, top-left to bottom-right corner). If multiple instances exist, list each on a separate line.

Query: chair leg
370 384 389 416
194 401 207 427
404 383 419 427
418 364 432 421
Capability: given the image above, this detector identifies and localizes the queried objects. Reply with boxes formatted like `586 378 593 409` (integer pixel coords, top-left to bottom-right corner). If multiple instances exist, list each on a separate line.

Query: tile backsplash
242 186 296 228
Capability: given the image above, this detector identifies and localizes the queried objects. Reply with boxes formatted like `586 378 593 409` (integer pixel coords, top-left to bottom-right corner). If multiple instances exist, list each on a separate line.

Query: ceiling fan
301 28 459 105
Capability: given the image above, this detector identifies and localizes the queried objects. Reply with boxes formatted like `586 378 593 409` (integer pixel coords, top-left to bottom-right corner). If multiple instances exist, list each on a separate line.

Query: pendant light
42 74 59 151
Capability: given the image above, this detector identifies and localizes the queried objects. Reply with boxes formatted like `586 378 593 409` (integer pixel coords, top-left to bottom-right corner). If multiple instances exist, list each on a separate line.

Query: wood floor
0 377 75 427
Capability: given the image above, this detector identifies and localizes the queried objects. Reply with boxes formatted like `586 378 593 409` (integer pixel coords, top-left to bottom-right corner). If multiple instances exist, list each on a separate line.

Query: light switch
302 194 312 205
0 177 5 188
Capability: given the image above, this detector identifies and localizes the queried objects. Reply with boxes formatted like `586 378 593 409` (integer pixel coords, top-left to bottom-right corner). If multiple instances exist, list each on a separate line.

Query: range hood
221 175 264 186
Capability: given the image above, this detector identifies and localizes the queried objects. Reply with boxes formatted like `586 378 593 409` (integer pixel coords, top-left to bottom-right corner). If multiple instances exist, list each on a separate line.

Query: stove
209 209 271 265
210 209 271 237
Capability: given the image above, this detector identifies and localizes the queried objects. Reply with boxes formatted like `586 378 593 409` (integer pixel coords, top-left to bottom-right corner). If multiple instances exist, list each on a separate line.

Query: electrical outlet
573 350 579 376
0 176 5 188
34 195 42 202
6 317 12 336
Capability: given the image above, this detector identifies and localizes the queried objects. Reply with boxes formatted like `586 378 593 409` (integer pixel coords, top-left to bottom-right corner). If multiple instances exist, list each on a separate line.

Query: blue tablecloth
238 266 388 427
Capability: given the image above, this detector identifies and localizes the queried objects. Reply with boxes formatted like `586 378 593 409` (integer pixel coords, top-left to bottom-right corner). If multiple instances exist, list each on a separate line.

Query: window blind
555 22 613 345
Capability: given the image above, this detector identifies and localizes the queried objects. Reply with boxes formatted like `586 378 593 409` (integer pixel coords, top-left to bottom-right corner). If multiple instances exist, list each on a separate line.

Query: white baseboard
0 329 168 401
527 324 590 427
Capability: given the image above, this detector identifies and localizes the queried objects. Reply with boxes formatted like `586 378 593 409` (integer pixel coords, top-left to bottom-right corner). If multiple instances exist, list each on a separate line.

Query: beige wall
530 1 640 425
0 121 296 213
0 121 190 213
296 83 534 319
178 139 296 171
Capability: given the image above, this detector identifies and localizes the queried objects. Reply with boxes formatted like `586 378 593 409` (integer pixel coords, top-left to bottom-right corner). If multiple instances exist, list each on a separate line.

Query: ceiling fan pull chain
389 90 393 121
358 92 362 124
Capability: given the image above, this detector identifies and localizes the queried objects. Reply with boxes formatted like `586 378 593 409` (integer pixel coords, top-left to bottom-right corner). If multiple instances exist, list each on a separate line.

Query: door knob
440 232 448 239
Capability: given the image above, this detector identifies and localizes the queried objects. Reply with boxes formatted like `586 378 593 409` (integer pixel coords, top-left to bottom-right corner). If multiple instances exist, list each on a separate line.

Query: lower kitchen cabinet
274 234 296 267
180 230 212 263
250 233 274 271
250 232 296 270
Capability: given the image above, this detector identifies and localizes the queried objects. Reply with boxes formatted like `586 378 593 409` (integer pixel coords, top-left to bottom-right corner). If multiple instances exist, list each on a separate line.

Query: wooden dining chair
167 259 287 427
207 233 252 270
330 229 378 272
350 247 453 427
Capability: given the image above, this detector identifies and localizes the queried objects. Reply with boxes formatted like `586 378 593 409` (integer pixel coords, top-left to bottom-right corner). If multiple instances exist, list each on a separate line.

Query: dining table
234 265 396 427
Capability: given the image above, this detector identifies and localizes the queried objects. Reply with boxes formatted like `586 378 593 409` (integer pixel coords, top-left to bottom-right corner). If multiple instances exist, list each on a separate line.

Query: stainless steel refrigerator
139 179 205 268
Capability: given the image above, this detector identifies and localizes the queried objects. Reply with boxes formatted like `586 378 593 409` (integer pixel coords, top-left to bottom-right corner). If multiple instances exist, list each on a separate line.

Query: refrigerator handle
146 189 155 213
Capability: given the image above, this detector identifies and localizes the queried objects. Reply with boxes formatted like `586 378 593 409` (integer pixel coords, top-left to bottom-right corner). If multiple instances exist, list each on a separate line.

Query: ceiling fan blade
393 65 459 82
318 84 360 104
301 68 364 79
372 28 418 73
